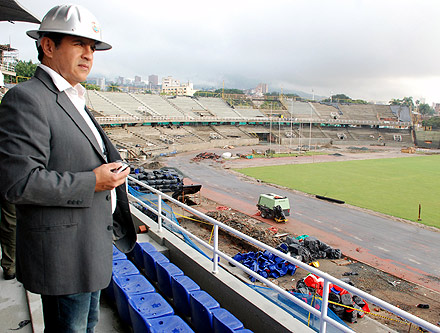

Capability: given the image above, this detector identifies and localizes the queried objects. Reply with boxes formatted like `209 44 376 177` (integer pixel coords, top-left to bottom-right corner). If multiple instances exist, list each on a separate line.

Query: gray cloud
2 0 440 103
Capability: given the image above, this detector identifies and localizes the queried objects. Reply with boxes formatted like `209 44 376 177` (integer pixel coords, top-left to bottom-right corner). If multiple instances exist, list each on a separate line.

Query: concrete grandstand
87 92 415 157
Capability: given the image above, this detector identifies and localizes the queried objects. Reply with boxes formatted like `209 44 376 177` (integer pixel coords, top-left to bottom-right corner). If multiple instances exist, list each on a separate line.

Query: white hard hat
27 4 111 50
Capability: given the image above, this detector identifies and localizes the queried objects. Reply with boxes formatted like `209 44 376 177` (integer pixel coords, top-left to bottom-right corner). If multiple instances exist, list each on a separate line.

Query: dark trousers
41 291 101 333
0 199 16 274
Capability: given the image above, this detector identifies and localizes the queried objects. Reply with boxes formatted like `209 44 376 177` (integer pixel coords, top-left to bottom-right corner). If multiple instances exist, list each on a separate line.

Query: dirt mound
141 161 164 169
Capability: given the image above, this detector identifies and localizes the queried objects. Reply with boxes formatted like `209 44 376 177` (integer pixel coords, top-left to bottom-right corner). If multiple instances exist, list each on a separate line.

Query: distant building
434 103 440 115
161 76 196 96
116 76 124 85
256 83 268 95
162 76 180 88
98 77 106 91
1 44 18 87
148 74 158 86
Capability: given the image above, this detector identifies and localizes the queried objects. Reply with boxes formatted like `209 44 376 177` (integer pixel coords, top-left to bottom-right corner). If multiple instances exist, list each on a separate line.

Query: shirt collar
39 64 86 97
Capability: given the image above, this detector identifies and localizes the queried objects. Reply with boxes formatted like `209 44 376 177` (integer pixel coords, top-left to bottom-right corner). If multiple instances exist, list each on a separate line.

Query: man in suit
0 4 136 332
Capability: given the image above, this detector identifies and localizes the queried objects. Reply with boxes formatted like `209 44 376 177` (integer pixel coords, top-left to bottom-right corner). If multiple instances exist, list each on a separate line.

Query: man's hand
93 162 130 192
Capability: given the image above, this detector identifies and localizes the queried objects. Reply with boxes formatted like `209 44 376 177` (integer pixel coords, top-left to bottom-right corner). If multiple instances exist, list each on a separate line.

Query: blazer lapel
57 93 107 162
34 68 107 162
84 106 119 162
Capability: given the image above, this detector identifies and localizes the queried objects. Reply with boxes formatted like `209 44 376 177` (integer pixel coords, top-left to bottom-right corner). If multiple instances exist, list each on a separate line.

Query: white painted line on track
407 258 421 265
313 219 323 224
374 246 390 252
333 227 342 232
353 236 363 242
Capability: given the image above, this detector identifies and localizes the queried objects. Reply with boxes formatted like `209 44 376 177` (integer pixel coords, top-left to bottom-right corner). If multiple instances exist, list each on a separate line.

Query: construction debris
292 273 370 323
191 152 221 162
206 210 280 248
277 235 342 263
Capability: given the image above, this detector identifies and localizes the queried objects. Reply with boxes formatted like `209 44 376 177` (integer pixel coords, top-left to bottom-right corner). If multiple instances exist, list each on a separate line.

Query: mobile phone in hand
113 163 129 174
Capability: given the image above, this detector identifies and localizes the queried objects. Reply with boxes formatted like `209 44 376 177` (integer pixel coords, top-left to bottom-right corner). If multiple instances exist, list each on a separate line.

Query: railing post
212 224 219 274
320 279 330 333
157 194 163 232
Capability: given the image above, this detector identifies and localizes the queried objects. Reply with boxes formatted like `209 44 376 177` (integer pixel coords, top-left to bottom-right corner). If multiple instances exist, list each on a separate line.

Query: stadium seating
198 97 242 118
110 240 253 333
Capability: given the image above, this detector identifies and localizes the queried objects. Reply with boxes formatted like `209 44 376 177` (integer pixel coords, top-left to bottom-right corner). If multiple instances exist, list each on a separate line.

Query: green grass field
236 155 440 228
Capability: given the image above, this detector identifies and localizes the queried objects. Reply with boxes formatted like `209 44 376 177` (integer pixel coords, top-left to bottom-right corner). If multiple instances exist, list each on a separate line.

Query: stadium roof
0 0 40 23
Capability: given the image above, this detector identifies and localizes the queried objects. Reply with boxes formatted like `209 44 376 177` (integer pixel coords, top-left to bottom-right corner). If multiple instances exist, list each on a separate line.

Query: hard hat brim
26 29 112 51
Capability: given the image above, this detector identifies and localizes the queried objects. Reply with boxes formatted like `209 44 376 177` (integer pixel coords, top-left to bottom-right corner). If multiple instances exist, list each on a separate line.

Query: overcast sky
2 0 440 104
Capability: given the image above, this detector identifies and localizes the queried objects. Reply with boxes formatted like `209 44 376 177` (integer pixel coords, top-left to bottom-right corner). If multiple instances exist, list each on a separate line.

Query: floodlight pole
269 102 272 154
290 99 293 151
309 103 312 150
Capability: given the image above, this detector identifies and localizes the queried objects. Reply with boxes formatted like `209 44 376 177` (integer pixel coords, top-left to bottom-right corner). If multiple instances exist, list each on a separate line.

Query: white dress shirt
39 64 116 212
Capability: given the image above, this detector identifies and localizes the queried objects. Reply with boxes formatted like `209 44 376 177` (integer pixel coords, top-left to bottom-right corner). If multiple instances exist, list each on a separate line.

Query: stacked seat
156 262 184 298
110 241 253 333
113 274 155 325
189 290 220 332
172 275 200 316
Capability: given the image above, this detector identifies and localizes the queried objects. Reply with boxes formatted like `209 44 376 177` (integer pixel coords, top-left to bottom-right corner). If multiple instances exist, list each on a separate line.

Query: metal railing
96 114 411 127
128 176 438 332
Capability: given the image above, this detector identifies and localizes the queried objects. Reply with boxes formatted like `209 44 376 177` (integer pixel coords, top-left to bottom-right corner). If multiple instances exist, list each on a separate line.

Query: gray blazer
0 68 136 295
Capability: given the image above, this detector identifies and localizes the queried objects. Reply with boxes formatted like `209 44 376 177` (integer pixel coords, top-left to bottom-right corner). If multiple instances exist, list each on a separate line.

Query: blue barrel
147 315 194 333
171 275 200 317
189 290 220 333
212 308 244 333
143 251 169 282
113 274 155 325
128 292 174 333
156 262 184 298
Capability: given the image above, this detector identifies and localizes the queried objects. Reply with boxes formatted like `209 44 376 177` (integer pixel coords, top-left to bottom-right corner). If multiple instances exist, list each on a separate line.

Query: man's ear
40 37 55 59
